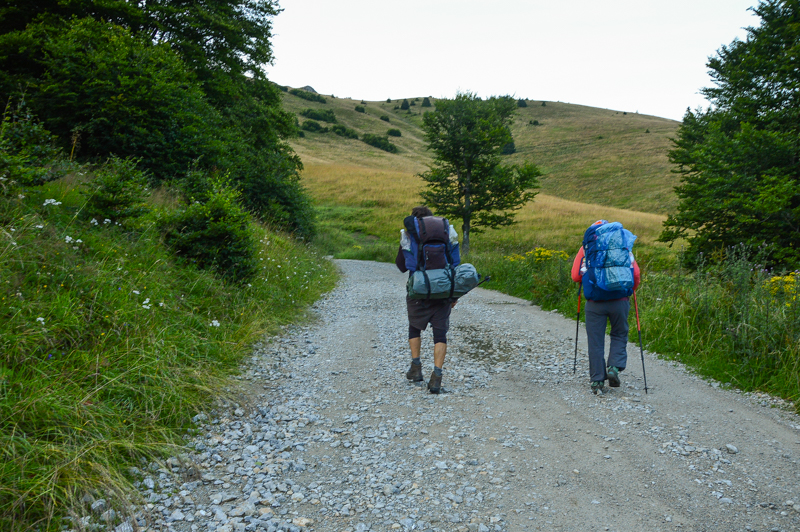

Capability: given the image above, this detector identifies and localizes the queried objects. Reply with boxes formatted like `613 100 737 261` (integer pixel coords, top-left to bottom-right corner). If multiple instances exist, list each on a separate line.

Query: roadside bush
387 128 401 137
380 115 390 122
0 103 68 193
162 179 257 283
421 97 432 107
331 124 359 139
289 88 326 103
234 150 316 241
301 120 327 133
299 108 337 123
517 99 527 107
361 134 398 153
354 105 366 113
81 156 150 224
400 99 410 110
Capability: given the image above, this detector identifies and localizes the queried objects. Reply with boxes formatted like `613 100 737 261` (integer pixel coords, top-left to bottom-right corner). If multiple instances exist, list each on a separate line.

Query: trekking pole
573 282 582 374
633 289 649 394
476 275 492 287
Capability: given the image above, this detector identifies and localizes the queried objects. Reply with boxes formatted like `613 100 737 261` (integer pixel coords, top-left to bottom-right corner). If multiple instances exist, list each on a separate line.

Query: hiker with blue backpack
571 220 641 395
395 205 463 394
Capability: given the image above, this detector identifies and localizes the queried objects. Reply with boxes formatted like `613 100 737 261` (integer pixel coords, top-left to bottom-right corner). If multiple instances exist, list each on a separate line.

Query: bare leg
409 337 421 360
433 342 446 368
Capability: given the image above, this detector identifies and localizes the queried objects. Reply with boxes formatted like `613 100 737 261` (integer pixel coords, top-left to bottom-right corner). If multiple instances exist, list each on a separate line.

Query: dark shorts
406 296 452 332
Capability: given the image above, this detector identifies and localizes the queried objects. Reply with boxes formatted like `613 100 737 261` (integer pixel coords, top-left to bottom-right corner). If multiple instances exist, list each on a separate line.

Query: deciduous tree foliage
0 0 315 238
660 0 800 268
419 92 540 255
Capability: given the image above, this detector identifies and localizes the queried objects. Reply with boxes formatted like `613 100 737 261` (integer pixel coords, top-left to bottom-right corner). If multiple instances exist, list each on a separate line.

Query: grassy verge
0 178 337 530
472 248 799 412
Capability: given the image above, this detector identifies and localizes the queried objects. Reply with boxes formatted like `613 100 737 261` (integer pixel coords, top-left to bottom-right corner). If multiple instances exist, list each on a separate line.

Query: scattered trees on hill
400 99 410 110
421 97 432 107
332 124 359 139
419 92 540 255
361 134 398 153
289 88 327 103
387 129 401 137
354 105 366 113
299 108 337 123
517 99 527 107
301 120 327 133
660 0 800 268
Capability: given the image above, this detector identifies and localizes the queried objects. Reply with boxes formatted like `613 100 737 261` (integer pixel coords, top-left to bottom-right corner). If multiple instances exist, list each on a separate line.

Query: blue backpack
582 221 637 301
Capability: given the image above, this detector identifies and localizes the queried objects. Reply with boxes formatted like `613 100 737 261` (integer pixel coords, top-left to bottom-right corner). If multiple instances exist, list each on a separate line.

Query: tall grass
0 178 337 530
473 246 799 411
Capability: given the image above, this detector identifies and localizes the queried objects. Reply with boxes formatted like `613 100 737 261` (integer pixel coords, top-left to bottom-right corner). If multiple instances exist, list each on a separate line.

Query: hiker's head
412 206 433 218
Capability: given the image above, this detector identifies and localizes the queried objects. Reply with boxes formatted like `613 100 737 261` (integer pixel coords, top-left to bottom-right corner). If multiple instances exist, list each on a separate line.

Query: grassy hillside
280 90 680 214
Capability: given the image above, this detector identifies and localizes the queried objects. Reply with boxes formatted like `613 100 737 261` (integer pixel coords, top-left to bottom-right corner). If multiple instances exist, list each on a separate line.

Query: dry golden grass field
280 88 683 265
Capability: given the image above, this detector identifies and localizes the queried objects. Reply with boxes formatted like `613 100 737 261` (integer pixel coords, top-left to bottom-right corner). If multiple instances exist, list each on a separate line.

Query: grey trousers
584 298 629 382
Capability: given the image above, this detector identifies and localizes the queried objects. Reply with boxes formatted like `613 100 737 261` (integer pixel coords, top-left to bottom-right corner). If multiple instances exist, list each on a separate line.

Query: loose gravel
80 260 800 532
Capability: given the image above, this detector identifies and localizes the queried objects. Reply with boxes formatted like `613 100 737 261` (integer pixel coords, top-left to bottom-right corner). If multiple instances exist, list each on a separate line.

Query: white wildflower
210 320 220 327
43 199 62 206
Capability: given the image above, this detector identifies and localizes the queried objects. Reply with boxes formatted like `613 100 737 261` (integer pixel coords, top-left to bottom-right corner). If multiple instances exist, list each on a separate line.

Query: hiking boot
607 366 621 388
427 371 442 394
591 381 605 395
406 361 423 382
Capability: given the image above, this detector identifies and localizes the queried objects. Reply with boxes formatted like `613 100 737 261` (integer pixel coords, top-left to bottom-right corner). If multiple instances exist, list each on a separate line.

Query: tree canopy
660 0 800 268
419 92 540 255
0 0 315 238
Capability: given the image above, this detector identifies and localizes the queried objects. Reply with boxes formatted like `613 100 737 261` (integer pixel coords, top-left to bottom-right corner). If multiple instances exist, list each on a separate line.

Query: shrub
517 99 527 107
386 98 391 103
299 108 337 123
331 124 359 139
421 97 432 107
0 103 68 193
501 141 516 154
162 179 257 283
623 111 628 115
400 99 410 110
301 120 327 133
393 106 399 110
646 129 650 133
410 101 416 106
289 88 327 103
380 115 390 122
275 84 288 92
361 133 398 153
387 128 401 137
354 105 366 113
529 119 540 126
81 156 151 223
541 101 546 106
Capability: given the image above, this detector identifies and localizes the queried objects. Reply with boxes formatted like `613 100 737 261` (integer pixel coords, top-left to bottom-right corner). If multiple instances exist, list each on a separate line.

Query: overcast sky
266 0 760 121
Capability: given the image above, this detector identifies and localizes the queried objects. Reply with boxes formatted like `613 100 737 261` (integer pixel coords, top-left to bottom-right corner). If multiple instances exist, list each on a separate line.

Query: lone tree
419 92 540 255
659 0 800 268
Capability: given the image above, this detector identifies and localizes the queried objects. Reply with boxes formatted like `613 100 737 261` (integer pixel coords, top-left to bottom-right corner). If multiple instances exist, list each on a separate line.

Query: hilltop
280 89 681 215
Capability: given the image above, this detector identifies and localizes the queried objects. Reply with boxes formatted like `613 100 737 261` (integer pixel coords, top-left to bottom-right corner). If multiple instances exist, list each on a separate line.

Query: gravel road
116 259 800 532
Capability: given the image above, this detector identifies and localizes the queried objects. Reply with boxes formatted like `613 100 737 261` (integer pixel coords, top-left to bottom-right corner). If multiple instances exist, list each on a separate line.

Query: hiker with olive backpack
571 220 640 395
395 206 466 394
